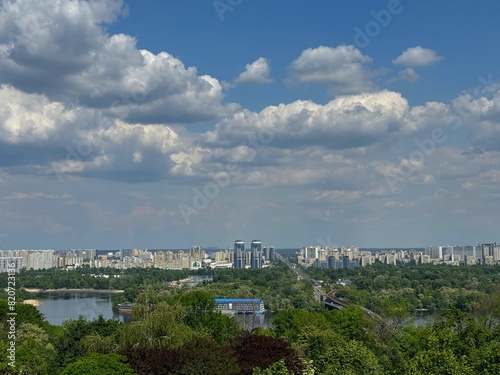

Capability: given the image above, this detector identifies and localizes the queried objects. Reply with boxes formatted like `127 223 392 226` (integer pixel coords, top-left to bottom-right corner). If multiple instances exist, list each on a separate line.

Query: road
275 253 323 302
276 252 383 321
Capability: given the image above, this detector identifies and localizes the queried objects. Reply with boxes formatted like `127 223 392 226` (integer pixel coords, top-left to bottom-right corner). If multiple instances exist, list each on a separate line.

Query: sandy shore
22 288 124 294
23 288 43 293
23 299 42 306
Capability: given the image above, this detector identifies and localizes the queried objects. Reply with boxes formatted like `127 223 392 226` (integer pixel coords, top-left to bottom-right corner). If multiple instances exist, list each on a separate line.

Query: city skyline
2 242 499 252
1 1 500 249
2 243 498 273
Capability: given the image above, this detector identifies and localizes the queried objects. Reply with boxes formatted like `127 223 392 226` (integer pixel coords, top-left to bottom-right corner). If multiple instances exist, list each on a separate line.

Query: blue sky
1 0 500 250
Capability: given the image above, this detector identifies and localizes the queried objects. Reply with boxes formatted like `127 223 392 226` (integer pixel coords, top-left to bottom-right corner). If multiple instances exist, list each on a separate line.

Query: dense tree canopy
306 263 500 314
60 353 135 375
1 260 500 374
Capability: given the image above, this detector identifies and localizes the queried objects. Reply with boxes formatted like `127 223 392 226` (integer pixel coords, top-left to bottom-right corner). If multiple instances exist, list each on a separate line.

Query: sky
1 0 500 250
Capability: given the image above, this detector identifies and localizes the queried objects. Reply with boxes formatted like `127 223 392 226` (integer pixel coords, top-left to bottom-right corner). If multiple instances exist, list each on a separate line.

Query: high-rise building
263 246 275 261
442 246 454 258
120 248 132 260
464 246 476 260
269 246 275 260
493 245 500 262
328 256 343 269
26 250 56 270
190 246 203 261
343 255 360 269
251 240 262 269
478 243 497 263
305 247 318 260
234 240 245 269
425 246 443 260
263 247 270 261
0 256 22 273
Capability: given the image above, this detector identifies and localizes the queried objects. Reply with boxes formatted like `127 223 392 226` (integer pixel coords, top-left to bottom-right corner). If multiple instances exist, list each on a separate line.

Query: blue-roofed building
215 298 264 315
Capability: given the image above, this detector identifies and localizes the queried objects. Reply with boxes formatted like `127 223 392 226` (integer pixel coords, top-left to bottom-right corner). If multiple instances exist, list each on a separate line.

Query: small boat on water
117 301 134 312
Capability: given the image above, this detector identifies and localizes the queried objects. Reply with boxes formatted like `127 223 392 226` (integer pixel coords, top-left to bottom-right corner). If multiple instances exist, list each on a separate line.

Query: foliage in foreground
1 263 500 374
60 353 135 375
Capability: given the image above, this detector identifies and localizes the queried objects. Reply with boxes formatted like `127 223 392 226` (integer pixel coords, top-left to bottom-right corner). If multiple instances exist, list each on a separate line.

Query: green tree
252 359 293 375
53 315 122 368
82 332 118 354
119 302 196 349
176 337 240 375
60 353 135 375
273 309 330 343
131 285 161 321
0 322 58 375
299 329 383 375
404 349 472 375
230 332 303 375
324 305 374 341
470 341 500 374
474 287 500 329
0 300 47 329
197 311 242 344
173 290 216 329
14 323 58 375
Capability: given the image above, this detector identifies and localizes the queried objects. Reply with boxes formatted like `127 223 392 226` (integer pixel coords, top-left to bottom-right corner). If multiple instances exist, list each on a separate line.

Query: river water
36 291 128 325
35 276 214 325
36 291 272 328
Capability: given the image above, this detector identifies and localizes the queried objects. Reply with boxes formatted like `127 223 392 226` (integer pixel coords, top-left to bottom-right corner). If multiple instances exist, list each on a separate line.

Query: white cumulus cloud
399 67 421 83
288 45 375 95
393 46 443 67
205 90 410 149
0 0 237 125
235 57 272 84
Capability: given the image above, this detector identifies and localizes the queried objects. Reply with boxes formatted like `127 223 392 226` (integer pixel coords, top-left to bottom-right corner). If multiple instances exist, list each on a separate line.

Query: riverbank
23 288 124 294
23 299 42 306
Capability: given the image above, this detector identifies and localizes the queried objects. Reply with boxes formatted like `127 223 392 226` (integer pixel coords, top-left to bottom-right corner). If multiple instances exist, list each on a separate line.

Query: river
413 310 441 326
35 290 434 328
35 291 129 325
34 276 214 325
35 288 272 328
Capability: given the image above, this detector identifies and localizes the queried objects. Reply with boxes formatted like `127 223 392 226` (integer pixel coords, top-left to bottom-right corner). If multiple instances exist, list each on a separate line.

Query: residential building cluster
1 249 58 273
2 242 498 273
299 242 500 269
424 243 500 265
0 247 206 272
298 246 374 269
0 242 277 272
97 247 205 270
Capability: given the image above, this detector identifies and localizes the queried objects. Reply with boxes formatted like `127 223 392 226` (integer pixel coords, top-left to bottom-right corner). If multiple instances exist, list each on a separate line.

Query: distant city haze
1 1 500 249
2 243 498 273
